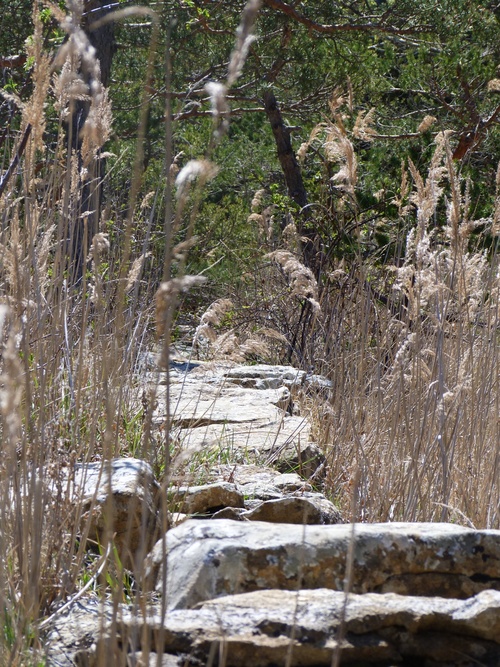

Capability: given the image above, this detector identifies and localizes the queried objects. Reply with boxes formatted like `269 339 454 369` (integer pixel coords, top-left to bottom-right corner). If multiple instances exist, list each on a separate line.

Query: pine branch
263 0 433 36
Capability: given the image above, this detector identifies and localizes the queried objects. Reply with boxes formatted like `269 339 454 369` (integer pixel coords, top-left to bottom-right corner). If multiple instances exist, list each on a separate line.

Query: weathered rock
71 458 159 569
151 359 324 477
223 364 307 389
176 415 319 473
58 589 500 666
145 520 500 610
267 438 325 478
208 464 314 499
223 364 332 393
173 409 305 447
211 506 248 520
243 495 343 525
167 481 244 515
44 599 112 667
167 466 341 525
161 381 290 428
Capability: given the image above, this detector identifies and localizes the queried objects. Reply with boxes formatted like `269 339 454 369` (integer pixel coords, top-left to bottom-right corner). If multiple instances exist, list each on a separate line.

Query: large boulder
145 519 500 609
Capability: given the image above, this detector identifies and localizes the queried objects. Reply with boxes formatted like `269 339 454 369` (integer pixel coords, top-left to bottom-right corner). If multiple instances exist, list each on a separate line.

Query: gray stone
166 466 340 524
167 481 244 515
176 415 321 476
71 458 159 569
208 464 313 499
145 520 500 610
150 359 324 477
223 364 307 389
43 599 113 667
160 382 289 428
69 589 500 666
211 506 247 521
243 495 343 525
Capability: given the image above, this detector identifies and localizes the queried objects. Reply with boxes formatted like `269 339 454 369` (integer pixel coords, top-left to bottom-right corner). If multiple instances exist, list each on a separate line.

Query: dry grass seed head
328 87 348 116
172 237 199 261
205 82 230 139
325 122 357 195
175 160 219 202
204 330 270 362
393 160 411 217
266 250 320 312
297 123 326 164
197 298 234 328
247 212 266 238
23 7 52 161
282 221 300 252
251 189 266 212
193 298 234 349
418 115 437 134
397 134 492 325
52 57 89 121
125 252 151 293
81 80 112 167
352 108 377 142
155 276 206 336
226 0 261 88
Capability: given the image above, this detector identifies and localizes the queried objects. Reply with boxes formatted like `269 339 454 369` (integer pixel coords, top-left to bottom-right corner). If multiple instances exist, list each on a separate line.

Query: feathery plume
227 0 261 88
352 108 377 142
125 252 151 293
267 250 320 312
417 115 437 134
175 160 218 200
251 189 266 212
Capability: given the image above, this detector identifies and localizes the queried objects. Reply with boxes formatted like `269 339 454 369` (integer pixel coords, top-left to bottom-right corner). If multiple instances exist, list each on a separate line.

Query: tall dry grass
0 0 262 664
0 1 162 662
2 0 500 663
294 117 500 528
238 96 500 529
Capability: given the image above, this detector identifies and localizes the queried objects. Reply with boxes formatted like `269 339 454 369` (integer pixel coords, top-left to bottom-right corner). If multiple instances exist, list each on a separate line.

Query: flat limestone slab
151 360 322 473
75 589 500 666
145 520 500 610
176 415 311 457
157 382 289 427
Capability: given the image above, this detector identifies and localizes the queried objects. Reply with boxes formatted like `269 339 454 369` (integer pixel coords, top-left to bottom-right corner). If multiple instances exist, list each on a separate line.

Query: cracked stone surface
42 361 500 667
46 589 500 666
145 519 500 610
151 359 324 476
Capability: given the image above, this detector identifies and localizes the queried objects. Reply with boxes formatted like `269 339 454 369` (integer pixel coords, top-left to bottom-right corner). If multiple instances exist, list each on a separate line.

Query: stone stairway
44 360 500 666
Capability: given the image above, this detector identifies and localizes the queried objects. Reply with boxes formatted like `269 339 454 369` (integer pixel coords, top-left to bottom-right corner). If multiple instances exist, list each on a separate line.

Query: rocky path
44 360 500 666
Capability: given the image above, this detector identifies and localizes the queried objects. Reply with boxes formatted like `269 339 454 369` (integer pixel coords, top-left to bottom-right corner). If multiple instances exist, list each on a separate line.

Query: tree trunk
262 89 320 277
67 0 115 284
263 89 324 366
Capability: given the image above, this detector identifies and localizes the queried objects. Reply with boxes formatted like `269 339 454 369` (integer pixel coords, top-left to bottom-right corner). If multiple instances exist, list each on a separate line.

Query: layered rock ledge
42 360 500 666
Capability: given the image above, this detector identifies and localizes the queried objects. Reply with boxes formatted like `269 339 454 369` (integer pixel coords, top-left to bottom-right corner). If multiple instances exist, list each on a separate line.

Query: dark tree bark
67 0 115 284
263 89 325 366
263 89 321 278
